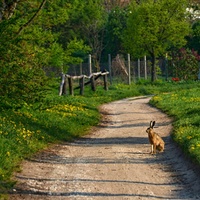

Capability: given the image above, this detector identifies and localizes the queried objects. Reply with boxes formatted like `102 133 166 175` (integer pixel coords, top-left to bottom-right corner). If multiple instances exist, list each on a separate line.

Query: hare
146 121 165 154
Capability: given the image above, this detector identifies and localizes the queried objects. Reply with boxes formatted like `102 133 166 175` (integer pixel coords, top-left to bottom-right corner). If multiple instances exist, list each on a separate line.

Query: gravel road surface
9 97 200 199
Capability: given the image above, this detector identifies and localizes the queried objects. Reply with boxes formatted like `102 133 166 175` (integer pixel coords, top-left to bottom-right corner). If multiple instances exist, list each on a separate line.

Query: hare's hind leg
160 142 165 152
157 142 165 152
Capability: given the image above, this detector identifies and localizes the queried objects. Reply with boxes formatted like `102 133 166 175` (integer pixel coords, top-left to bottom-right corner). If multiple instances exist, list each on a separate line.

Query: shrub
171 48 200 80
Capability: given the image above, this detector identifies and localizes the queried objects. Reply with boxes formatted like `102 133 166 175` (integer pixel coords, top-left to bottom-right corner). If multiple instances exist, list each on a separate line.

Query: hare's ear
152 121 156 128
150 121 153 127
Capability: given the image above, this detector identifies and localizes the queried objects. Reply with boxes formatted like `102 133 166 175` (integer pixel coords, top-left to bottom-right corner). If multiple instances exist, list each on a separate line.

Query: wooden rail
59 71 109 96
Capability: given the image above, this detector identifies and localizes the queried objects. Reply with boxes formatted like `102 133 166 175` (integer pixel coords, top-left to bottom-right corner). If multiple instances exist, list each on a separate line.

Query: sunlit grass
0 79 200 193
150 87 200 164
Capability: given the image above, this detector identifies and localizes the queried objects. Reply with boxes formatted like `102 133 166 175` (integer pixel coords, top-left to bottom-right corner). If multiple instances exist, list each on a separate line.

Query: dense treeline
0 0 200 108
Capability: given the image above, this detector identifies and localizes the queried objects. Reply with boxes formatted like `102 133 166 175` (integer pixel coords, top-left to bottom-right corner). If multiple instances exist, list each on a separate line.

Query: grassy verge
0 79 200 194
150 86 200 164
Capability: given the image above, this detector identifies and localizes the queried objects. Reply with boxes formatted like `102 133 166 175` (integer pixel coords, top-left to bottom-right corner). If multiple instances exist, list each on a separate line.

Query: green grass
0 78 200 195
150 86 200 164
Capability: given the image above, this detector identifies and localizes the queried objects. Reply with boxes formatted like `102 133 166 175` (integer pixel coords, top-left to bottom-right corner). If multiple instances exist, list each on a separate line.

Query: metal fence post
144 55 147 80
128 54 131 85
108 54 112 85
138 58 140 80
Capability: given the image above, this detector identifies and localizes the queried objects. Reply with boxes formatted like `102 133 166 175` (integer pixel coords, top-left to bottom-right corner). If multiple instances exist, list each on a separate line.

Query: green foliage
122 0 190 82
103 6 128 57
0 36 48 108
170 48 200 80
49 43 66 68
123 0 190 58
0 0 92 108
63 0 107 69
65 39 91 64
187 21 200 54
49 39 90 73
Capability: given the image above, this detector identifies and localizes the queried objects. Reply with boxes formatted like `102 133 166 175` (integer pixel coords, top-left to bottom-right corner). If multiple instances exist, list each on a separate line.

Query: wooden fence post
80 76 85 95
68 76 74 96
59 73 65 96
89 54 92 76
103 74 108 90
62 76 67 95
90 75 96 91
59 71 109 96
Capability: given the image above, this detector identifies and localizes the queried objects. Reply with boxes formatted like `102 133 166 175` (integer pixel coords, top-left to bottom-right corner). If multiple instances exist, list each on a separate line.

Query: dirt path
9 97 200 199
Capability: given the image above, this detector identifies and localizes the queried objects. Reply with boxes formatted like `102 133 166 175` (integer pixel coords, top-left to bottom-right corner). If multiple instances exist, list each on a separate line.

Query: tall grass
0 79 200 194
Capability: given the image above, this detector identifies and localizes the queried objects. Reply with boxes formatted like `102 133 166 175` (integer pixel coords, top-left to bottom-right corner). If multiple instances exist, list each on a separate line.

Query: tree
123 0 190 81
64 0 107 71
186 0 200 54
80 0 108 70
103 6 128 58
187 21 200 53
0 1 76 108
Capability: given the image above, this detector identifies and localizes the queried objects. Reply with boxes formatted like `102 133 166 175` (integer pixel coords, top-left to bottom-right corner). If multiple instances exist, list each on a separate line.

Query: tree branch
16 0 47 36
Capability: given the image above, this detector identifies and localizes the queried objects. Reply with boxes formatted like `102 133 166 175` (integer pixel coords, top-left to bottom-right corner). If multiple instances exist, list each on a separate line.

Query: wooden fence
59 70 109 96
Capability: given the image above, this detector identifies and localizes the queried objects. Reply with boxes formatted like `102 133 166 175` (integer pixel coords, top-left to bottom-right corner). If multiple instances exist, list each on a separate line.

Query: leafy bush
170 48 200 80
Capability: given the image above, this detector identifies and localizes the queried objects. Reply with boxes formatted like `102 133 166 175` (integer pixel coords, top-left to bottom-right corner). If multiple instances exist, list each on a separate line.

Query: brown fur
146 121 165 154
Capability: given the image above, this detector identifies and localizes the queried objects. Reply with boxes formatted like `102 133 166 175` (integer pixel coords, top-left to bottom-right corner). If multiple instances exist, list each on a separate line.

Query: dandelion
190 146 195 150
187 136 192 140
152 96 162 102
6 152 10 157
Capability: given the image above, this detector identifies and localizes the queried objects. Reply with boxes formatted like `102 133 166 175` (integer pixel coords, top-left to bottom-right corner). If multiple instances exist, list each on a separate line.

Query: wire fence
67 57 168 84
45 54 200 88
